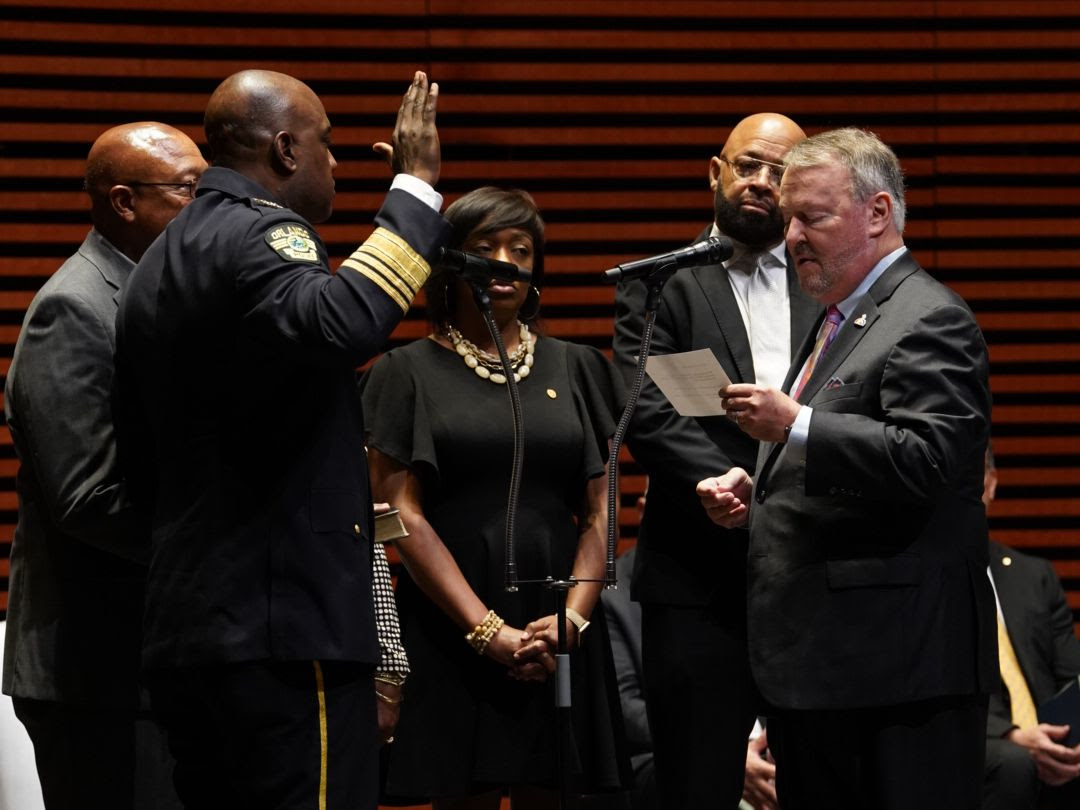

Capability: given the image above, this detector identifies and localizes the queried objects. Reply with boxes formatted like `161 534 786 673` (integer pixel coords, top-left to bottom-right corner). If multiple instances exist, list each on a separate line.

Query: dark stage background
1 0 1078 629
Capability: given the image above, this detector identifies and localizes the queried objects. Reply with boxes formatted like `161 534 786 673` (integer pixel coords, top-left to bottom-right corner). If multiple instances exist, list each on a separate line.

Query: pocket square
824 377 844 390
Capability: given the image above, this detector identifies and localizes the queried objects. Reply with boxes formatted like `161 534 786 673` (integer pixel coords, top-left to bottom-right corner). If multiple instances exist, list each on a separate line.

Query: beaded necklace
447 321 534 384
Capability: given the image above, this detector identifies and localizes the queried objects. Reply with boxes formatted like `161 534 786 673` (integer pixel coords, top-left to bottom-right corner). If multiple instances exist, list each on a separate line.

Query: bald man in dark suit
613 113 817 809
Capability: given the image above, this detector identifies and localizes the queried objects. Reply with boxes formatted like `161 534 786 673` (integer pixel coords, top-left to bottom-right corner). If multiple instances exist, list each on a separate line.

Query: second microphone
603 235 734 283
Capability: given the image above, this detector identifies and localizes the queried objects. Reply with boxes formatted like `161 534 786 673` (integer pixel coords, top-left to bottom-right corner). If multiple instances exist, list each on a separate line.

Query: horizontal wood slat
1 2 1078 631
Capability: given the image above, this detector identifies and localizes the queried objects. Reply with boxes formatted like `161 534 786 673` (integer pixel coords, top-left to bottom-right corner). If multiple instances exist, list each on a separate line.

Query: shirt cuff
785 405 812 465
391 174 443 212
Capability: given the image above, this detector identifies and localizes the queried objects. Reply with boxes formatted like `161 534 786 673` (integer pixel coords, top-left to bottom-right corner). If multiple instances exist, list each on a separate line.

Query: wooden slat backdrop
1 1 1078 628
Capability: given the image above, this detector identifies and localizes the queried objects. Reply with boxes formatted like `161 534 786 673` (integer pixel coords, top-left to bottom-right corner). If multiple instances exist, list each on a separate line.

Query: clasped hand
484 615 574 682
1008 723 1080 786
697 467 753 528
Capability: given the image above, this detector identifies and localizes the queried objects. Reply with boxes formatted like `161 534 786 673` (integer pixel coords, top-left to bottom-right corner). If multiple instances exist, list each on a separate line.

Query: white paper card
645 349 732 416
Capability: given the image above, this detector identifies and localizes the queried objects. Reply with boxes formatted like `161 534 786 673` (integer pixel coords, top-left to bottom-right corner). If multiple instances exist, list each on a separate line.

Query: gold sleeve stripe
340 227 431 314
340 256 411 312
312 661 328 810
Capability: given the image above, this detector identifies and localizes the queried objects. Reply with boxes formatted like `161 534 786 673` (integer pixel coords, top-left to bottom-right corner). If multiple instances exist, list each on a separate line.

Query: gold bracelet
565 607 591 649
465 610 505 655
374 672 406 688
375 689 403 705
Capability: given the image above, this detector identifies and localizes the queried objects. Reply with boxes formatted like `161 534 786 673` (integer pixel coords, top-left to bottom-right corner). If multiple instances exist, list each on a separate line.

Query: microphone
439 248 532 287
602 236 734 283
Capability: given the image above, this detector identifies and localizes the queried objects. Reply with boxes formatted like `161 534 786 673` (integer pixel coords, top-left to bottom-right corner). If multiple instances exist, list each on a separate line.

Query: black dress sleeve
565 342 628 482
360 345 440 479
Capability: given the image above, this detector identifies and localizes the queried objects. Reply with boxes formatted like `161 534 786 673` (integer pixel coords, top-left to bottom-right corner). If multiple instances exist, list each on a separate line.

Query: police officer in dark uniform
115 69 450 810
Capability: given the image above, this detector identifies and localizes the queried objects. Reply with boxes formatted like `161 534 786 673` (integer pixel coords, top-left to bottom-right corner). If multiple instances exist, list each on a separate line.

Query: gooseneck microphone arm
602 236 734 588
604 277 665 589
462 283 526 594
442 249 528 593
602 235 733 284
451 253 573 807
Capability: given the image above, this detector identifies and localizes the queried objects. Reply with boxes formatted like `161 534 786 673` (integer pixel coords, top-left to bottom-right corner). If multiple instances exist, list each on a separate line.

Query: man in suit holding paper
983 447 1080 809
698 128 997 809
612 113 817 808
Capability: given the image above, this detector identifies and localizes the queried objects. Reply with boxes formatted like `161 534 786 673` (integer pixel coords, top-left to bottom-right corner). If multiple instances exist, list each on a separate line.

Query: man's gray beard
713 193 784 250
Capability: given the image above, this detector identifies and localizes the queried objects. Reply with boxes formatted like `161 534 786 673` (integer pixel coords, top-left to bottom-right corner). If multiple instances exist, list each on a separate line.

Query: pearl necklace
447 321 534 384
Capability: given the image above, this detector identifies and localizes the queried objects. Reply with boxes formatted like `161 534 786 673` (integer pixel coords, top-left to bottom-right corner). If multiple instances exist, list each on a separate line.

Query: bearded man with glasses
612 113 819 809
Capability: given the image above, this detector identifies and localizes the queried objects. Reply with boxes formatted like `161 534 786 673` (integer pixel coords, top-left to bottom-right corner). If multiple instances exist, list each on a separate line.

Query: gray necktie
747 254 789 389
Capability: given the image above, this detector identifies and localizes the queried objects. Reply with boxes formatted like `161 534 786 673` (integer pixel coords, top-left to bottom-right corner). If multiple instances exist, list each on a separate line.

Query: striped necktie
793 305 843 400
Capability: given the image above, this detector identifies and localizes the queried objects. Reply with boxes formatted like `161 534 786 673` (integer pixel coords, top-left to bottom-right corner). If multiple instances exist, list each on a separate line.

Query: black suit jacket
116 168 449 671
613 227 819 609
749 249 998 710
4 229 147 709
988 541 1080 738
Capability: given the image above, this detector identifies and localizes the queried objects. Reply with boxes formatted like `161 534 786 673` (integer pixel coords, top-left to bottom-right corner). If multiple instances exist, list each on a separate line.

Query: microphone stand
605 262 680 589
470 252 680 806
464 282 524 595
464 277 579 808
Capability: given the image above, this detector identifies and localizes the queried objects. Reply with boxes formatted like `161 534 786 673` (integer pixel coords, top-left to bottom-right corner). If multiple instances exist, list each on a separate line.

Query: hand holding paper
645 349 732 416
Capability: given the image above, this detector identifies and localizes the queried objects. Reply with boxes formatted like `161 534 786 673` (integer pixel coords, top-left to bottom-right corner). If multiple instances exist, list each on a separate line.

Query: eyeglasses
719 156 785 186
125 181 198 199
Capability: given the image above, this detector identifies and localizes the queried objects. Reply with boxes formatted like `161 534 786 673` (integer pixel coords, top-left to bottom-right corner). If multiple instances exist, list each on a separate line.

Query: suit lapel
796 300 880 403
692 263 754 383
795 250 920 404
751 258 823 493
692 239 818 387
786 254 820 359
682 224 754 383
783 310 821 396
78 229 132 309
757 250 920 495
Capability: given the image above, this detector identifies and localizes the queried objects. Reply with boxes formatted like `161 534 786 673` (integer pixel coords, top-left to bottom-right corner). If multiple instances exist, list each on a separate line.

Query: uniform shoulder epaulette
250 197 284 209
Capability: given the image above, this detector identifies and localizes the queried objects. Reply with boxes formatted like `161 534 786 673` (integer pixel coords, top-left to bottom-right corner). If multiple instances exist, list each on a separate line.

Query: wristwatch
565 608 591 648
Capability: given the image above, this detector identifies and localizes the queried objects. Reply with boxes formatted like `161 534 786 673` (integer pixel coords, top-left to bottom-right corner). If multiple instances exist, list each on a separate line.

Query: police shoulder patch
264 222 320 264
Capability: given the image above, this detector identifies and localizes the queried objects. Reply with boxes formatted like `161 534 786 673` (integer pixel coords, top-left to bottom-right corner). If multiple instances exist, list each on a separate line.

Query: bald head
204 70 321 166
86 122 200 205
709 112 806 249
85 122 206 261
722 113 805 159
204 70 337 223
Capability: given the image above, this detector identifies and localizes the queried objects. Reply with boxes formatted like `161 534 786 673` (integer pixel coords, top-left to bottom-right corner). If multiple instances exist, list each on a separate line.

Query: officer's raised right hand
372 71 440 187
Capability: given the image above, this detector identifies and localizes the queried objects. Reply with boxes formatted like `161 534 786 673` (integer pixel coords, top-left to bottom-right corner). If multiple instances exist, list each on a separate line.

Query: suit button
353 523 361 536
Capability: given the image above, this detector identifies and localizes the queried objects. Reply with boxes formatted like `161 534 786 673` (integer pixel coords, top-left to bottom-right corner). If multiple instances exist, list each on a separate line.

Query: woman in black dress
362 187 628 809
